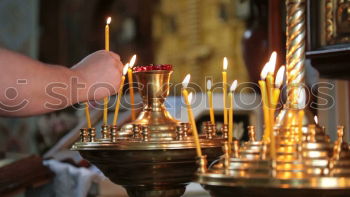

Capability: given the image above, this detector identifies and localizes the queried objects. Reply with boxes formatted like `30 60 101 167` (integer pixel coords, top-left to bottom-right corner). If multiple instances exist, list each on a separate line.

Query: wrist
70 68 90 102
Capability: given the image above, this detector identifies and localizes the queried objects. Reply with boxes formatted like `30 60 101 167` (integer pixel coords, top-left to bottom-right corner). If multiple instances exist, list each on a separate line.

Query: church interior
1 0 350 197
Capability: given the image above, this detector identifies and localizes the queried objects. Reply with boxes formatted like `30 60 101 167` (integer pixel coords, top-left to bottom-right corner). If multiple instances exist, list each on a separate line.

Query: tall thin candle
112 64 129 126
259 64 271 142
266 52 277 134
182 74 202 157
228 80 238 146
222 57 228 125
128 55 137 121
207 80 215 124
103 16 112 125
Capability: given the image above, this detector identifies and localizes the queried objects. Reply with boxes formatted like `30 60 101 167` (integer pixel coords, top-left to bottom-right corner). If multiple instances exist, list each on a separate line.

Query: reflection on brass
197 1 350 196
197 155 208 173
248 126 256 142
100 125 110 141
221 124 228 139
202 121 217 140
88 128 96 142
80 128 89 142
286 0 305 105
110 125 117 143
232 140 240 158
72 65 224 197
325 0 350 44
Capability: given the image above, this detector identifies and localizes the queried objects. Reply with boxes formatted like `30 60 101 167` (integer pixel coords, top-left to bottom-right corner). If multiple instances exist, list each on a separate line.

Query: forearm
0 48 89 116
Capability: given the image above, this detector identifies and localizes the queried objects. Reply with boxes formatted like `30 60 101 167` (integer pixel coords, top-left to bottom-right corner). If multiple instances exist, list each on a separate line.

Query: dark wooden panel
307 47 350 79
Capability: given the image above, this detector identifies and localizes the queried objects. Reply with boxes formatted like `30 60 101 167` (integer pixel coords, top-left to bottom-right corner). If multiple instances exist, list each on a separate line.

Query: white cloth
43 159 105 197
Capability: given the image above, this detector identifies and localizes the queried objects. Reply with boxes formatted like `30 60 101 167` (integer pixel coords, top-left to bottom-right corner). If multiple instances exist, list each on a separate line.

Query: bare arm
0 48 123 117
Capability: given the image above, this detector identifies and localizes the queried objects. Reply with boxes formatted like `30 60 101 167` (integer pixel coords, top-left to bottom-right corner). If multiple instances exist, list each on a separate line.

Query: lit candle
182 74 202 157
270 65 284 160
228 80 238 146
222 57 228 125
112 64 129 126
103 16 112 125
266 52 277 106
206 80 215 124
314 115 318 125
259 64 271 142
84 102 92 128
105 17 111 51
128 55 137 121
273 65 285 107
266 52 277 134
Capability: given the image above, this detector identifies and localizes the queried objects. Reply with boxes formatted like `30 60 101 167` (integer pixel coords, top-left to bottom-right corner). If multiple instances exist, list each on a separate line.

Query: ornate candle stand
197 0 350 196
72 65 224 197
197 124 350 197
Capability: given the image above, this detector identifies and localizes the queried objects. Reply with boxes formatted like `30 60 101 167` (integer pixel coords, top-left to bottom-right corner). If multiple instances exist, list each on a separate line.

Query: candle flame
207 79 212 90
106 17 112 25
297 87 306 109
230 80 238 92
182 74 191 88
314 116 318 124
123 63 129 75
275 65 285 88
129 55 137 68
260 63 269 80
268 51 277 74
223 57 228 70
188 92 193 103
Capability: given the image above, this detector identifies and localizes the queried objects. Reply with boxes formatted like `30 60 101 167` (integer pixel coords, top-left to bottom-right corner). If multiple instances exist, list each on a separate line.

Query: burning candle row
258 52 285 158
182 58 238 157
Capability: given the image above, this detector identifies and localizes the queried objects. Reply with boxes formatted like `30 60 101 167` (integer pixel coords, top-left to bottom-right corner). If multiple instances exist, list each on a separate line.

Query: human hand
72 50 123 101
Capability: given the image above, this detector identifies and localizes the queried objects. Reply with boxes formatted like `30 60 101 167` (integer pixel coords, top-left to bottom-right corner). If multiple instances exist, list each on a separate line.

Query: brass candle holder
72 64 224 197
196 0 350 196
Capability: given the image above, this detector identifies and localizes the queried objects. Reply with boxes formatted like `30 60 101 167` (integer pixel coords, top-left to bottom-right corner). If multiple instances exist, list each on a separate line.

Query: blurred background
0 0 279 155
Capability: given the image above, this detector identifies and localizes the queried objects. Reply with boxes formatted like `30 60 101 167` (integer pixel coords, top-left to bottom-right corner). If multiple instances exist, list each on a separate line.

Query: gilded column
285 0 306 106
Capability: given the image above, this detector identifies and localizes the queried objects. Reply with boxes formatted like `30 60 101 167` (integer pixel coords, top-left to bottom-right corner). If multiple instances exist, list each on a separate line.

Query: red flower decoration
133 64 173 72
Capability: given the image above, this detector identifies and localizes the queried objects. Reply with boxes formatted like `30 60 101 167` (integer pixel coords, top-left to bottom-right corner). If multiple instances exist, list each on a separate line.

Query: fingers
106 51 123 74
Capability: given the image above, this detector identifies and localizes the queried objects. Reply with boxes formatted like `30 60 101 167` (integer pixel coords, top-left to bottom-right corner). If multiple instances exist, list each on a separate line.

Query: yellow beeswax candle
84 102 92 128
112 64 129 126
260 64 271 142
228 80 238 146
182 74 202 157
103 17 112 125
206 80 215 124
128 55 137 121
222 57 228 125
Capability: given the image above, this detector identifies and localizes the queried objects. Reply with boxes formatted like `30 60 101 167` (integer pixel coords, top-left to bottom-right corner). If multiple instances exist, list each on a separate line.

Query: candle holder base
72 65 224 197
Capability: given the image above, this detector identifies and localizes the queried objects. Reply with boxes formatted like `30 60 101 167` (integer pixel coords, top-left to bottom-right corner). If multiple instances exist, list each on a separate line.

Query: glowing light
275 65 285 88
182 74 191 88
106 17 112 25
207 79 212 90
230 80 238 92
129 55 137 68
260 63 269 80
123 63 129 75
268 51 277 74
223 57 228 70
314 116 318 124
